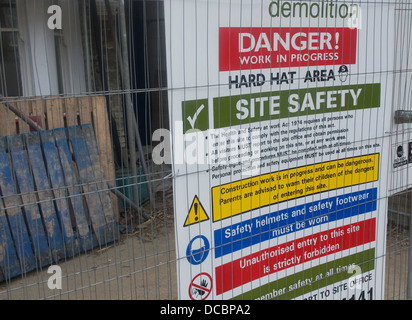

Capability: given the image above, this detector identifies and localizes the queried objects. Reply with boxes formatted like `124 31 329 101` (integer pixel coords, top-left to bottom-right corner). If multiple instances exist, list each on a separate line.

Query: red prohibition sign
189 273 213 300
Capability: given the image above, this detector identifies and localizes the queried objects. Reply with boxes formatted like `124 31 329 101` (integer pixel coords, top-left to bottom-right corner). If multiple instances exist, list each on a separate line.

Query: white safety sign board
164 0 395 300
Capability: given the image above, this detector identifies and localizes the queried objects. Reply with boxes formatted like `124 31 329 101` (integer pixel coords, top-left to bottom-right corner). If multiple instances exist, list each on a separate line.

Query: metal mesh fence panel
0 0 409 301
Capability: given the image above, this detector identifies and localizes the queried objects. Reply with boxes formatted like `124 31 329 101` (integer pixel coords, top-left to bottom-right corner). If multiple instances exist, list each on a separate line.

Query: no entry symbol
189 273 212 300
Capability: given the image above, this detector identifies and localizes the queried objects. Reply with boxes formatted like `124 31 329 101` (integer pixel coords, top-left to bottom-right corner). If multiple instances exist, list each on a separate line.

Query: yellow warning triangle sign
184 196 210 227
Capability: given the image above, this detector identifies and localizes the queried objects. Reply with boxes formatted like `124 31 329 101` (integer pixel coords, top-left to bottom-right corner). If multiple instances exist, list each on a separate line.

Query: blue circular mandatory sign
186 235 210 265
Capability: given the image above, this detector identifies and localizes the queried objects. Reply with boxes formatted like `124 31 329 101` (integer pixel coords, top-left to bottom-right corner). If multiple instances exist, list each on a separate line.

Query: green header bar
232 248 375 300
213 83 380 129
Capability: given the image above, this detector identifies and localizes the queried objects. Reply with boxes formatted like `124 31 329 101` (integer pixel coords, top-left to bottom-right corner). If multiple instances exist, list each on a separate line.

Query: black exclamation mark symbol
194 203 199 222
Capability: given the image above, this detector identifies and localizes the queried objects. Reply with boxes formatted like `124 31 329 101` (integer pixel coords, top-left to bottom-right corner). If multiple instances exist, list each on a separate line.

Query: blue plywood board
51 129 97 252
0 200 21 281
0 137 36 275
8 135 51 267
39 130 81 256
25 132 67 261
81 125 119 241
0 124 117 281
68 126 118 246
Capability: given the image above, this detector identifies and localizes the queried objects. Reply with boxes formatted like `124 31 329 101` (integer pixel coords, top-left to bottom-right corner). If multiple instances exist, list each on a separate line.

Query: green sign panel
214 83 380 129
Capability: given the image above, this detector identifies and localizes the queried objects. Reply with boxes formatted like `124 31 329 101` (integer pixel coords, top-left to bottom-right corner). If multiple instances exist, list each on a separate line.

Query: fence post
408 208 412 299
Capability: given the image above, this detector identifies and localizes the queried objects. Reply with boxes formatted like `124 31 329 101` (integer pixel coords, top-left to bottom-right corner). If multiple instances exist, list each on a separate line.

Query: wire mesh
0 0 409 300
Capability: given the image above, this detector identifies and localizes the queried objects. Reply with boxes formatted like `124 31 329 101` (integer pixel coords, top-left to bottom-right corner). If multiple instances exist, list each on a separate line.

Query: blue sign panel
214 188 377 258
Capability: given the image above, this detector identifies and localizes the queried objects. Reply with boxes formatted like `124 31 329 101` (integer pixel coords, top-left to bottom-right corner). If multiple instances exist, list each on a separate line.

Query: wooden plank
15 101 30 134
8 135 52 266
4 98 19 136
77 97 91 125
25 132 67 261
45 99 64 130
0 104 7 137
0 137 36 274
64 98 77 127
68 126 116 246
52 128 97 252
91 97 118 220
0 104 16 137
0 190 22 280
29 99 46 131
6 108 17 136
91 97 112 183
82 125 119 239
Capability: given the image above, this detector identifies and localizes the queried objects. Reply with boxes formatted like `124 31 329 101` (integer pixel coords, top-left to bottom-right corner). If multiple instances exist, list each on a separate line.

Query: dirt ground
0 220 177 300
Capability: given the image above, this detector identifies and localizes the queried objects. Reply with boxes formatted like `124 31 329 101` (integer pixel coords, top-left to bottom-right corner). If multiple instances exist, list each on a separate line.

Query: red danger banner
215 218 375 295
219 27 357 71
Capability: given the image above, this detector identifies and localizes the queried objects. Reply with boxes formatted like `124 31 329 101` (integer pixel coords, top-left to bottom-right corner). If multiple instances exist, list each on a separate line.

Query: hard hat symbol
338 65 349 82
186 235 210 265
338 65 349 73
397 145 404 158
